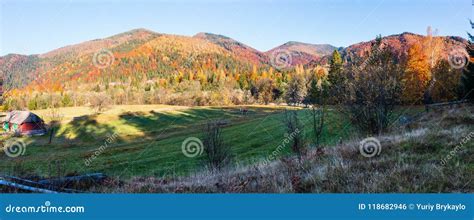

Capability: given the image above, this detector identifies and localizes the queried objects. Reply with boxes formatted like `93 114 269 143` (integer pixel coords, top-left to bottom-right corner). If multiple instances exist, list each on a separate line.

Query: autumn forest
1 27 471 112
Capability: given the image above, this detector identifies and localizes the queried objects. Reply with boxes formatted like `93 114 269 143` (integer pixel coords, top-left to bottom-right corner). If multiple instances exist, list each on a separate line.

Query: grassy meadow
101 106 473 193
0 105 355 179
1 104 472 193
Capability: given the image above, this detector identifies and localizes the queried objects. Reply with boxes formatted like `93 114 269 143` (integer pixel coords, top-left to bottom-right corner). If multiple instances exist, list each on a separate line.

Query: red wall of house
19 122 45 132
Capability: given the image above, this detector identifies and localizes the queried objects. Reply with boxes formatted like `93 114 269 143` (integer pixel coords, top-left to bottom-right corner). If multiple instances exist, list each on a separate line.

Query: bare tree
283 110 304 156
306 75 326 148
47 107 64 144
203 121 231 170
89 93 111 113
311 106 324 148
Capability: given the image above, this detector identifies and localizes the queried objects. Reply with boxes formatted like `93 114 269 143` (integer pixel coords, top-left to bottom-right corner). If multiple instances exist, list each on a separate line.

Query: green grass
0 105 356 179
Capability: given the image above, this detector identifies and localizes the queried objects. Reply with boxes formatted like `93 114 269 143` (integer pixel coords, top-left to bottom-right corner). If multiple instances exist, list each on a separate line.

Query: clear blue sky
0 0 471 55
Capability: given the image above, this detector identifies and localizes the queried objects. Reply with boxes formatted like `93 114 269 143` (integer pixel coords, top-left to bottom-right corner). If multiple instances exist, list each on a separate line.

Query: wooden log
0 179 58 193
427 100 467 107
1 175 45 186
0 175 90 193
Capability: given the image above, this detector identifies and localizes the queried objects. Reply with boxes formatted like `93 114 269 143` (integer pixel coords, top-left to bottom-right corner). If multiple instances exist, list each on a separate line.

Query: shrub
283 110 304 156
344 40 403 135
203 121 231 170
89 93 111 113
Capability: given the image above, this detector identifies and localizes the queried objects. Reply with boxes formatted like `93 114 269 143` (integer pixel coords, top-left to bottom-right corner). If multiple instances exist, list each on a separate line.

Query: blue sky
0 0 471 55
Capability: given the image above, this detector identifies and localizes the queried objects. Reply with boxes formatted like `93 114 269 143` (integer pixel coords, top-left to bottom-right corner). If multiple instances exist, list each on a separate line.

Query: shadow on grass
116 107 272 137
56 114 122 143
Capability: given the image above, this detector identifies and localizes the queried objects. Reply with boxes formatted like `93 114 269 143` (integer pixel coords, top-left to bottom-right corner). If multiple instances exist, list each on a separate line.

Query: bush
203 121 231 170
344 42 402 135
27 97 38 110
283 110 304 156
89 93 111 112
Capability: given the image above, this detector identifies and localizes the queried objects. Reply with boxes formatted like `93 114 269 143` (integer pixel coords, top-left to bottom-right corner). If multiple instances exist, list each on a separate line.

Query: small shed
2 111 47 136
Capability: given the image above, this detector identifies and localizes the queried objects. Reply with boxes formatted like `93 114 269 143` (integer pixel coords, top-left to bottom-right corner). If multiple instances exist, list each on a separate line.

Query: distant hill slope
341 32 467 62
0 54 40 90
0 29 161 90
0 29 258 91
194 32 269 65
0 29 467 92
266 41 337 66
40 29 161 60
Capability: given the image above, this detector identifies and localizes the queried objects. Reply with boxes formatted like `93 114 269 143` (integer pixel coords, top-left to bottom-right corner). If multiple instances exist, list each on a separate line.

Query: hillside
0 29 161 90
0 54 39 90
0 105 353 180
341 32 468 63
0 30 467 91
194 32 269 65
266 41 337 66
102 106 474 193
2 30 259 92
0 29 468 109
40 29 161 60
2 104 471 193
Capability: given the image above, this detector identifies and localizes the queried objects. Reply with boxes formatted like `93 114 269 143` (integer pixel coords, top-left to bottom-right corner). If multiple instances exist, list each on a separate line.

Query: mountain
0 29 162 90
0 29 468 94
266 41 337 66
341 32 468 62
0 54 39 90
40 28 161 60
193 32 268 65
1 29 258 91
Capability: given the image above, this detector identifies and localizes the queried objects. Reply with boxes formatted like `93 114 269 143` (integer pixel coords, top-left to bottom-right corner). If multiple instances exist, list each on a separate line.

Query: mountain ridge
2 29 468 58
0 28 468 91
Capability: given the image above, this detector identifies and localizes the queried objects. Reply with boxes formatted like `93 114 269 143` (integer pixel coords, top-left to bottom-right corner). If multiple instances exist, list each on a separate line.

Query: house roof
3 111 43 124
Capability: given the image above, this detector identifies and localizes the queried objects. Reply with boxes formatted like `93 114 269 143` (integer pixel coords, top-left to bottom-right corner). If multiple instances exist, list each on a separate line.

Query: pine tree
305 77 319 105
285 73 306 105
431 60 461 102
305 73 328 105
327 50 344 103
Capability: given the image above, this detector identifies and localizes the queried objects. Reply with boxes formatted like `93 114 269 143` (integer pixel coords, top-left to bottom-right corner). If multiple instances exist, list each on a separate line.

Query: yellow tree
424 26 443 69
197 69 207 85
402 42 431 104
250 65 258 83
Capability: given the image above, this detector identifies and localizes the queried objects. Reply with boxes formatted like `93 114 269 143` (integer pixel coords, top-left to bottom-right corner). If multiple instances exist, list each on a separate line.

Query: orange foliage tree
402 42 431 104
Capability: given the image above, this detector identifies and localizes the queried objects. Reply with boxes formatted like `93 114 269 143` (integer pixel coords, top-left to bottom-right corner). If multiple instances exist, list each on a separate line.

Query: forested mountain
341 32 467 64
266 41 337 66
0 28 468 109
